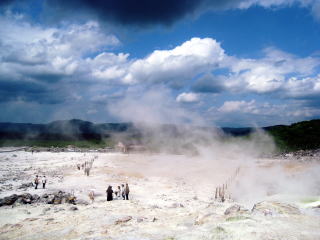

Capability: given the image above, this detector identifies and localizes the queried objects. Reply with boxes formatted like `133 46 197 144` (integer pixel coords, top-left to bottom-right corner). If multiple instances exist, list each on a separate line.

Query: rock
150 205 161 209
41 194 49 198
224 204 241 215
18 182 34 189
170 203 184 208
69 206 78 211
32 194 40 202
53 198 62 204
115 216 132 225
42 207 51 213
46 195 55 204
66 196 76 204
25 218 38 221
252 201 300 215
152 217 158 222
0 191 76 207
20 193 33 204
2 194 18 206
137 217 145 223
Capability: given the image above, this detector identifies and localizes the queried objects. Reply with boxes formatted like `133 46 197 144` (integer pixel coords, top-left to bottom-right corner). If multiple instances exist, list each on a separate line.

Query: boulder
170 203 184 208
32 194 40 202
0 191 76 207
69 206 78 211
20 193 33 204
46 195 55 204
115 216 132 225
2 194 18 206
18 182 34 189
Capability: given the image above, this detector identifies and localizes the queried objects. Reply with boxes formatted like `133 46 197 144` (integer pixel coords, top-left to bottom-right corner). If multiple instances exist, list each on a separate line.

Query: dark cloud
0 78 66 104
0 0 14 7
44 0 241 26
191 74 225 93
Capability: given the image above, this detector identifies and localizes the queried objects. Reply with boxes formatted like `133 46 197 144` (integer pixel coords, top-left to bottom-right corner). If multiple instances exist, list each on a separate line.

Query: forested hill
264 119 320 151
0 119 319 151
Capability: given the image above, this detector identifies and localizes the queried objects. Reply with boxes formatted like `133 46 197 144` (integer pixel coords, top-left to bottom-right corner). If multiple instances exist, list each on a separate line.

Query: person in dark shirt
106 186 113 201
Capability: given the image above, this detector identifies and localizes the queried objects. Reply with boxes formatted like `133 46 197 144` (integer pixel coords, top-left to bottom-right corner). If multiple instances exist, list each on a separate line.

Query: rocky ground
0 148 319 240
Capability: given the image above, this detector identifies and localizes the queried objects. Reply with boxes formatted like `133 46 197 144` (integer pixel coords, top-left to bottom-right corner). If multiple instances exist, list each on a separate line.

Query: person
34 175 39 189
106 186 113 201
121 184 125 200
124 183 130 200
116 186 121 199
42 176 47 189
85 167 90 176
89 191 95 203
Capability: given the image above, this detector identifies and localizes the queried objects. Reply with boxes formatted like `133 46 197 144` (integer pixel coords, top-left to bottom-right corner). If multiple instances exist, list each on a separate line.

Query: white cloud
0 16 120 85
176 92 199 103
124 37 225 84
223 47 320 94
1 14 320 125
218 100 258 113
218 99 320 119
237 0 320 21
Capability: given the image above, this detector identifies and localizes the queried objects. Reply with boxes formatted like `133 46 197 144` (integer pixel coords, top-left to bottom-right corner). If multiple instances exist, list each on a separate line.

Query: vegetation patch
226 216 250 222
300 197 320 204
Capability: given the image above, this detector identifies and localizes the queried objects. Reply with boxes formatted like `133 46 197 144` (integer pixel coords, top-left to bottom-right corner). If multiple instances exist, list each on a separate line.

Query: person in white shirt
42 176 47 189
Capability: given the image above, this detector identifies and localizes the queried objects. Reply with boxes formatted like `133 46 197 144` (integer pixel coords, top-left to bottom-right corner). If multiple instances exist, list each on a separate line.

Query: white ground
0 149 319 240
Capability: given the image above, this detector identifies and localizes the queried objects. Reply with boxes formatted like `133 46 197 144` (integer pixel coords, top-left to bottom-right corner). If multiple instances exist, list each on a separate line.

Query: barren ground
0 148 319 240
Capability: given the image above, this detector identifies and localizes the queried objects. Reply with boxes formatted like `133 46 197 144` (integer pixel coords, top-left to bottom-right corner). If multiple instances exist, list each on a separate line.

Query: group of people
77 159 94 176
106 183 130 201
34 175 47 189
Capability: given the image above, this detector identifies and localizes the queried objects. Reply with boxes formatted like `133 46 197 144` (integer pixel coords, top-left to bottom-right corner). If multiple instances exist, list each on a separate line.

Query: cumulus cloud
176 92 200 103
224 47 320 94
191 73 226 93
1 12 320 125
124 37 225 85
211 99 320 126
218 100 257 113
218 99 320 118
0 16 120 103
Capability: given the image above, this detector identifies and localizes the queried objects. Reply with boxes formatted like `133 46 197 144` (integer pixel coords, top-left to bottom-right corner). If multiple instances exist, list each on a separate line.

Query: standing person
42 176 47 189
106 186 113 201
124 183 130 200
117 186 121 199
34 175 39 189
89 191 95 203
121 184 125 200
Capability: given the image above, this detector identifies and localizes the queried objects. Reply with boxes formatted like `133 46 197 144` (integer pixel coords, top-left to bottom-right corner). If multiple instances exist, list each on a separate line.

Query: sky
0 0 320 127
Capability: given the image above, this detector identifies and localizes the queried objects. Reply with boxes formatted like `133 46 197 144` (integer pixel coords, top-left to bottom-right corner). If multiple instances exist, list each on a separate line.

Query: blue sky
1 0 320 127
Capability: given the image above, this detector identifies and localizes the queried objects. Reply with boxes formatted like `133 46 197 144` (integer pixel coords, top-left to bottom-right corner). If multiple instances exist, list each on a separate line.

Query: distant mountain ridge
0 119 136 141
0 119 319 151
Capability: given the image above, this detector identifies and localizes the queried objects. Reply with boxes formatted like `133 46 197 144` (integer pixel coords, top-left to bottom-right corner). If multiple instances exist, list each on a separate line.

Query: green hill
265 119 320 151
